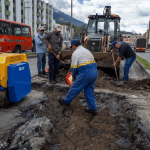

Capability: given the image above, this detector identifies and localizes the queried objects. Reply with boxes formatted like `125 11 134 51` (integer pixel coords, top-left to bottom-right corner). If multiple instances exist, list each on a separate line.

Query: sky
47 0 150 34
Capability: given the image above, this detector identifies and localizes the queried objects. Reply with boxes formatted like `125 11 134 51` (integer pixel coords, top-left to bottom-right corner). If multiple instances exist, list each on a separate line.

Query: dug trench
1 67 150 149
1 83 150 150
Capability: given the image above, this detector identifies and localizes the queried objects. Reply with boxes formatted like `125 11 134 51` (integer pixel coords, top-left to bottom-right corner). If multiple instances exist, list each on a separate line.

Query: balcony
32 4 34 7
49 10 51 14
37 5 41 9
41 15 44 18
5 0 10 6
41 22 44 25
21 15 24 19
41 7 44 11
5 10 10 16
49 17 51 20
32 12 34 15
37 20 41 24
21 6 24 10
32 27 34 31
0 7 1 12
37 12 40 16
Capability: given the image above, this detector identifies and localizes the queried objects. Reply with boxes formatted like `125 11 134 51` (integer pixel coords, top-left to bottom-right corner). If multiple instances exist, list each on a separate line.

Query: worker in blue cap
58 39 98 115
111 41 136 83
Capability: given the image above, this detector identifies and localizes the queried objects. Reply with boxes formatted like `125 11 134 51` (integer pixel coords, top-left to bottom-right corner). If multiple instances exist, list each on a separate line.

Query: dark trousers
48 52 60 81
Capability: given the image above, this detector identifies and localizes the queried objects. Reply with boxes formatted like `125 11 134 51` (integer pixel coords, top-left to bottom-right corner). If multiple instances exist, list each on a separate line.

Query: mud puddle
6 83 149 150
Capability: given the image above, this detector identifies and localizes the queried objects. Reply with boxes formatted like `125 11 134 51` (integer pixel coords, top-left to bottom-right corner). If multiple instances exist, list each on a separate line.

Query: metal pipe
71 0 73 40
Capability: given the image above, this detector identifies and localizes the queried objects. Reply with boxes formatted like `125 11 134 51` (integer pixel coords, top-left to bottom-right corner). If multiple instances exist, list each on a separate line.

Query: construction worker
43 24 63 84
111 41 136 83
35 26 47 77
58 39 98 115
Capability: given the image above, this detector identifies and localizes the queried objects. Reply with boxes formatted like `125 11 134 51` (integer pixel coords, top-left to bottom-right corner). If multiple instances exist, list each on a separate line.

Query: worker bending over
58 39 98 115
111 41 136 83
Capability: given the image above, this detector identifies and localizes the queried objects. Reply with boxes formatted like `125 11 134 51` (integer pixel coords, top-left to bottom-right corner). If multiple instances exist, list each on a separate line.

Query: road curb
27 55 37 59
135 59 150 79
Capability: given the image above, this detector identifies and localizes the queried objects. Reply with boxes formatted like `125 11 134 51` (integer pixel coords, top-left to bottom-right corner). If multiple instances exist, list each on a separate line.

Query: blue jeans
37 53 46 73
123 56 136 80
48 53 60 80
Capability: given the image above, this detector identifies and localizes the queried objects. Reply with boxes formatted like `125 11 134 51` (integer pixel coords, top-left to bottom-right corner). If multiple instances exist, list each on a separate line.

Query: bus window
22 26 30 37
11 24 21 36
0 21 11 35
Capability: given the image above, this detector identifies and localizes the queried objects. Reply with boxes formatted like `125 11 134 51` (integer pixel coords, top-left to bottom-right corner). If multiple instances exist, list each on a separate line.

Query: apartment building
0 0 53 36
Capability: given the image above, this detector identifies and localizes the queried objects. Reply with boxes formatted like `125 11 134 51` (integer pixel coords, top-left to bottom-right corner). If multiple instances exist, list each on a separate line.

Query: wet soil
30 84 150 150
55 67 150 95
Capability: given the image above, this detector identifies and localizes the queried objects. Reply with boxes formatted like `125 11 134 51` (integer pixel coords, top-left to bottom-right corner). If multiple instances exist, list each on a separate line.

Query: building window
13 8 15 13
32 15 34 19
13 17 16 21
0 21 11 35
32 0 34 3
21 2 23 6
21 10 23 15
0 1 1 7
5 6 9 11
5 15 9 20
0 12 1 18
13 0 15 3
21 19 23 23
32 22 34 27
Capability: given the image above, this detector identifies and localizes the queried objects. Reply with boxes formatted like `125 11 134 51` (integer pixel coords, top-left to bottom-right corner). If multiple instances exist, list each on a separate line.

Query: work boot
38 72 43 77
54 78 60 83
58 98 70 106
84 108 98 115
49 80 56 84
123 80 129 84
42 71 46 75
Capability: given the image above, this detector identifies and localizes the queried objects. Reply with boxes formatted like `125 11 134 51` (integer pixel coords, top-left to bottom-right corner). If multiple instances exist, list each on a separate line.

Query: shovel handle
112 53 119 81
38 35 63 63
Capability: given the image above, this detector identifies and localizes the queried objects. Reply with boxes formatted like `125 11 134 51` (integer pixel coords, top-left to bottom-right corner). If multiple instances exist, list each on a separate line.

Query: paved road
136 51 150 63
28 57 48 77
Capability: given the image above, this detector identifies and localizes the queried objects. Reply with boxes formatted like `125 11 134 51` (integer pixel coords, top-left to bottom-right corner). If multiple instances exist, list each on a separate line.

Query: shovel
112 53 119 82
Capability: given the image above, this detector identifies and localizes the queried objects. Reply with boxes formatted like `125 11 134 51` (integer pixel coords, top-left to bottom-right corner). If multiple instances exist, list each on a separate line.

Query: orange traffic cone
46 64 49 73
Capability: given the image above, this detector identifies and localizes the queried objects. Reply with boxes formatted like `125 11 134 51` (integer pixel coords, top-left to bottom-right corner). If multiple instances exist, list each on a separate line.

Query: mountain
53 8 86 26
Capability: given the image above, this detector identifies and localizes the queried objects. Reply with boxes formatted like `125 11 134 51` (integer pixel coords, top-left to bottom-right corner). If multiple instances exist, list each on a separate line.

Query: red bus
0 19 32 53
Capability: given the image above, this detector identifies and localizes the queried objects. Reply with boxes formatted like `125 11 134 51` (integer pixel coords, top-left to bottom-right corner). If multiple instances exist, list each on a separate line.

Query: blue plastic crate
7 62 31 103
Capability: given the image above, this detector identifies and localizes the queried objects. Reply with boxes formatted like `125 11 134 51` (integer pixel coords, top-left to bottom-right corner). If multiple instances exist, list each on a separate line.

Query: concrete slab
0 90 44 140
120 59 150 80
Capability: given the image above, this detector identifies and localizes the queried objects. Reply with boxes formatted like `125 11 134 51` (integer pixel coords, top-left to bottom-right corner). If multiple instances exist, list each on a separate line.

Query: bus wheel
15 46 21 53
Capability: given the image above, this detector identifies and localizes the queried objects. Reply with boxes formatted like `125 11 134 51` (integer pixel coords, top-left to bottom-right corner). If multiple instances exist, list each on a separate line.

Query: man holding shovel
42 24 63 84
111 41 136 84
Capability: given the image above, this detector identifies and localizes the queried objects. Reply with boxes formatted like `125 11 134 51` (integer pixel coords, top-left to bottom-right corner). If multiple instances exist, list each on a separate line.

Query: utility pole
71 0 73 40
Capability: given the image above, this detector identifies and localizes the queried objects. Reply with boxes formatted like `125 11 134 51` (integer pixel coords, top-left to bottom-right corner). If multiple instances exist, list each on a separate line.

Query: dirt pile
96 54 119 68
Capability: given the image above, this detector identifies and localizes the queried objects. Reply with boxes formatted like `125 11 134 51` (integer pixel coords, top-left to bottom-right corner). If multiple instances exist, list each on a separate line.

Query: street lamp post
71 0 73 40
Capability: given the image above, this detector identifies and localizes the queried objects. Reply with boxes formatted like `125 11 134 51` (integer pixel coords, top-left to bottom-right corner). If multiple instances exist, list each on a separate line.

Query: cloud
48 0 150 34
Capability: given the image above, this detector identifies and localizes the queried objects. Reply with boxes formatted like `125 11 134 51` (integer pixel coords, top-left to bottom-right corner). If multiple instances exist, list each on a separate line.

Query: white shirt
71 45 95 68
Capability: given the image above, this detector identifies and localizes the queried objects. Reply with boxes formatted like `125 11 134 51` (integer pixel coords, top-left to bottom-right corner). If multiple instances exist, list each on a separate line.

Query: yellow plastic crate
0 53 28 88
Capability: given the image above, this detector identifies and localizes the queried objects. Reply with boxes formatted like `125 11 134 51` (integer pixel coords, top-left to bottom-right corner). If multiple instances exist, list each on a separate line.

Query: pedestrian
43 24 63 84
35 26 47 77
111 41 136 83
58 39 98 115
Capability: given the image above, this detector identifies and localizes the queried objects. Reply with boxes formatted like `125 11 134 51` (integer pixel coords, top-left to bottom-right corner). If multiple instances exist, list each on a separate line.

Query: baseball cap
111 41 117 49
70 39 81 48
55 24 62 32
38 26 44 31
